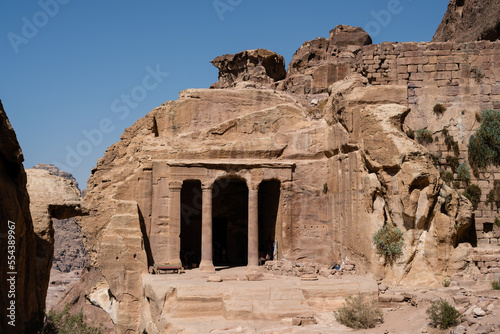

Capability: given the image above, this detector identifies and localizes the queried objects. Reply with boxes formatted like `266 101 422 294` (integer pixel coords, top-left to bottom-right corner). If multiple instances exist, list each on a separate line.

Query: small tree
463 184 482 210
426 299 460 329
468 110 500 169
373 224 404 264
456 163 470 183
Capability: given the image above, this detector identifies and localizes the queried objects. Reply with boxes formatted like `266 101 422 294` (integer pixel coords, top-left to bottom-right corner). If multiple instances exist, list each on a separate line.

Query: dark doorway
258 180 280 262
212 177 248 266
180 180 202 269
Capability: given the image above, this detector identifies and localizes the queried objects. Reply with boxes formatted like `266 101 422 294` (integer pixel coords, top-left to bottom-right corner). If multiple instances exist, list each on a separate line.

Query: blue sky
0 1 449 189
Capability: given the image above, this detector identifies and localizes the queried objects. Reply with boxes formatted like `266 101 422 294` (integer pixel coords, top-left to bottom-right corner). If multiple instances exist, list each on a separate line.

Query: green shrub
334 296 383 329
442 128 449 137
457 163 470 183
416 129 433 145
433 103 447 114
373 224 404 264
453 181 461 189
471 67 485 83
468 110 500 169
446 156 460 173
426 299 460 329
323 183 328 194
493 280 500 290
488 180 500 210
441 170 454 184
444 133 460 157
37 305 103 334
431 152 441 166
495 217 500 227
463 184 482 210
442 278 451 287
487 189 495 209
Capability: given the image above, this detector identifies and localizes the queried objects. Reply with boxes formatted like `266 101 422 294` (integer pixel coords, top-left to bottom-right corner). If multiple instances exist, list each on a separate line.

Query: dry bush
334 296 383 329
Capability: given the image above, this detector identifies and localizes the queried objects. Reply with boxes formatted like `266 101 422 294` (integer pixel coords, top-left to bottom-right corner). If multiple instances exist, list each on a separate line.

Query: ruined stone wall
355 41 500 249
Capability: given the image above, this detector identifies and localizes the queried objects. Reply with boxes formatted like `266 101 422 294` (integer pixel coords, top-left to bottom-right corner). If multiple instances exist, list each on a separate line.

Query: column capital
168 180 183 190
201 181 212 190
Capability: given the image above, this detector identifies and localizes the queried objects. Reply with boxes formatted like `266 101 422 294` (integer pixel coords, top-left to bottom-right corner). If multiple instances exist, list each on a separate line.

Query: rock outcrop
326 74 473 285
65 21 500 333
26 167 87 311
210 49 286 89
32 163 81 193
276 25 371 94
0 100 40 333
433 0 500 42
76 68 471 333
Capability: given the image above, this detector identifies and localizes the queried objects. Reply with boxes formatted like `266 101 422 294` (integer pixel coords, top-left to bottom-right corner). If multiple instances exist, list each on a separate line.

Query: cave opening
180 180 202 269
212 177 248 267
258 180 280 262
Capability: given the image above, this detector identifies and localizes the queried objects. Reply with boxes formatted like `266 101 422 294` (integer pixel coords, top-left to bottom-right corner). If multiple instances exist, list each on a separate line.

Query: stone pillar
200 181 215 272
247 187 259 271
167 181 182 264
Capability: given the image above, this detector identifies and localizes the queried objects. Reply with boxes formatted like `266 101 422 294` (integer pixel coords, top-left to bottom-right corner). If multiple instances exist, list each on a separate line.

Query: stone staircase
168 283 311 321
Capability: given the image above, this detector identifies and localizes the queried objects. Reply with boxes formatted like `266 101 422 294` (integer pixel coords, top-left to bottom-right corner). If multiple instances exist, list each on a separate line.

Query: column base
199 260 215 273
246 264 259 273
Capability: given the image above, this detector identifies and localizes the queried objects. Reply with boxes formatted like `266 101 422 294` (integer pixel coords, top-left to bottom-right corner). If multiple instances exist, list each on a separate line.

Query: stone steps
169 284 310 320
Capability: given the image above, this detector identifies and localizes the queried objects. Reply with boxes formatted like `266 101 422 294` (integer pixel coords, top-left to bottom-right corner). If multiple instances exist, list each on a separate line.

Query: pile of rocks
263 259 357 278
377 283 417 306
452 292 500 334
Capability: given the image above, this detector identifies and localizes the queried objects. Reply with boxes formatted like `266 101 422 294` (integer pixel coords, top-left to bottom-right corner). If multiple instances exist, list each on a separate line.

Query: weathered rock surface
66 21 500 333
32 163 81 193
326 74 473 285
210 49 286 89
276 25 371 94
433 0 500 42
26 167 87 311
0 100 40 333
53 267 115 333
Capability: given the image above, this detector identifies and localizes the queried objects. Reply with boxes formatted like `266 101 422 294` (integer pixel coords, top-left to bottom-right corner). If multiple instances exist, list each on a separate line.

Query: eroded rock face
0 100 40 333
276 25 371 94
75 73 474 333
327 74 473 285
210 49 286 89
26 167 87 311
433 0 500 42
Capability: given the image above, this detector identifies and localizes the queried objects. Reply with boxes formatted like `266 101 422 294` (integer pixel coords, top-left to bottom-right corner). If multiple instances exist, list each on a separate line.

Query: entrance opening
258 180 280 262
212 177 248 266
180 180 202 269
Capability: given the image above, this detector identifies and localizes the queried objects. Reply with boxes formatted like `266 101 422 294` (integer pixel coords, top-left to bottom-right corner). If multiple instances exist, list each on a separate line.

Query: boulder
277 25 371 94
210 49 286 89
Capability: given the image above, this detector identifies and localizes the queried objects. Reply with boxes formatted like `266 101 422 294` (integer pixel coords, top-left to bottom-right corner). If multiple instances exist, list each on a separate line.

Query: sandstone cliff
433 0 500 42
67 22 500 333
0 100 40 333
26 167 87 312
